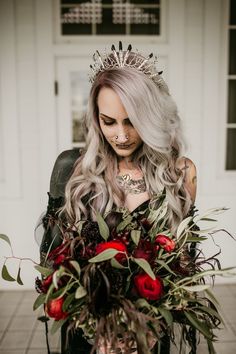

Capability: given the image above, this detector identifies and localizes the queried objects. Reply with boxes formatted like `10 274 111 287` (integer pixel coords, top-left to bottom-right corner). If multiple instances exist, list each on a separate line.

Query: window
226 0 236 170
59 0 161 36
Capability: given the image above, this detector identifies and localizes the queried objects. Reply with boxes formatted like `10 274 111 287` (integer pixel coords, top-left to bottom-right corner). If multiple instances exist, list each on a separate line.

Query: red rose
46 297 68 321
96 241 127 263
134 274 163 301
155 234 175 252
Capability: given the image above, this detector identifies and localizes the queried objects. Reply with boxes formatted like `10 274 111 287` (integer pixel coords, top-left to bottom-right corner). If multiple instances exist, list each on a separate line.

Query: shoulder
49 148 83 197
53 148 82 170
176 157 197 203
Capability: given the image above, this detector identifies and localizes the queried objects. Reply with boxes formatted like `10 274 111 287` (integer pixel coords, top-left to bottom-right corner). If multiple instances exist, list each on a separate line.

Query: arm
40 149 81 264
176 157 197 204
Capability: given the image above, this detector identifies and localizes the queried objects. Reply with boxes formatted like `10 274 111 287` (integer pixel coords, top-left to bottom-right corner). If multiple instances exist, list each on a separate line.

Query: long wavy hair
63 50 192 232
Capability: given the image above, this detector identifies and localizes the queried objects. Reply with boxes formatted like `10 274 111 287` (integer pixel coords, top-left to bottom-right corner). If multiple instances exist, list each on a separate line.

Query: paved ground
0 284 235 353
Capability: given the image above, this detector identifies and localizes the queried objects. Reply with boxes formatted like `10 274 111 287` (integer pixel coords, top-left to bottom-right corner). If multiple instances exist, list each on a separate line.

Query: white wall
0 0 235 290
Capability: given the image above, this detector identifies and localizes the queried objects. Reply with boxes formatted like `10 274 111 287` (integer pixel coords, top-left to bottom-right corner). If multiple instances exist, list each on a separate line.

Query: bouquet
1 190 235 354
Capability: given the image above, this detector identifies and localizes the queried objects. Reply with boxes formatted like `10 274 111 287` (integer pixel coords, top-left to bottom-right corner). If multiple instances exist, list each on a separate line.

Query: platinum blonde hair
63 51 192 232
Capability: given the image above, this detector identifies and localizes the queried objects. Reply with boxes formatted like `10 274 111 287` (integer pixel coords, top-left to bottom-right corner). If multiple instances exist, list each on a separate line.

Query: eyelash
103 121 133 126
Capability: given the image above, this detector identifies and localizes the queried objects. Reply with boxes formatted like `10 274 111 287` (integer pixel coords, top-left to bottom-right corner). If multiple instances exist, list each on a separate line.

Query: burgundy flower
133 239 155 262
134 274 163 301
41 274 53 293
46 297 68 321
155 234 175 253
48 243 71 267
95 241 127 263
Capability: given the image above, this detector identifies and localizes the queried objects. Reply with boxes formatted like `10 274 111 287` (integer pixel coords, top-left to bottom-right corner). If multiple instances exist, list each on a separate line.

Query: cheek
100 126 115 140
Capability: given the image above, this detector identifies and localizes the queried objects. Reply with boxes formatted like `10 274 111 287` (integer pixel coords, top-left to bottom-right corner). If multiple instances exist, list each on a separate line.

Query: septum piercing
115 135 129 140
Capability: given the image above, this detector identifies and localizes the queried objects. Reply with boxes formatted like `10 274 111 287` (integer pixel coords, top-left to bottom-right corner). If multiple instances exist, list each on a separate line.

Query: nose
115 126 129 144
115 134 129 144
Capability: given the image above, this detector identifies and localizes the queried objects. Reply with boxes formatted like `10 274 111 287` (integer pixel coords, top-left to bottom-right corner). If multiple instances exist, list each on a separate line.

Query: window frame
53 0 168 44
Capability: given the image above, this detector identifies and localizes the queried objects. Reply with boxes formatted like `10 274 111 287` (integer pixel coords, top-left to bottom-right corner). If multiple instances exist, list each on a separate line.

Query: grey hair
63 52 192 233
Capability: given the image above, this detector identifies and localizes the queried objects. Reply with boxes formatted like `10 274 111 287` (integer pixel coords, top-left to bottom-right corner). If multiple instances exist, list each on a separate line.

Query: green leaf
186 236 207 242
34 265 53 277
184 311 213 339
131 230 141 246
62 293 75 312
205 289 219 308
89 249 119 263
16 267 23 285
70 260 81 277
116 215 133 232
158 307 173 326
132 257 155 280
1 265 15 282
0 234 11 247
75 286 87 299
96 212 109 241
50 319 67 335
33 293 46 311
195 305 224 324
176 216 192 238
135 298 151 309
111 258 127 269
156 259 176 276
182 284 210 292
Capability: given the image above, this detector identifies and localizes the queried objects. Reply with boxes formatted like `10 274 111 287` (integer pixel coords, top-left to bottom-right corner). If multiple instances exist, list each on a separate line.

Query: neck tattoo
116 173 147 194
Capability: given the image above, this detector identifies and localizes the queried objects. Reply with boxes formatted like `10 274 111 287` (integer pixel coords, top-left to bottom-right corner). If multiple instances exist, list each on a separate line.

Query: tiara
89 41 163 85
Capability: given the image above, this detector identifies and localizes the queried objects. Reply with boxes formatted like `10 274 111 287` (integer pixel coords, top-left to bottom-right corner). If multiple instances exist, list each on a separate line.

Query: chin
115 150 133 157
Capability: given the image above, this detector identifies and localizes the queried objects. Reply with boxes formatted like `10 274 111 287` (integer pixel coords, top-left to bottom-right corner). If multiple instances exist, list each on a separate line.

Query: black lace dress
39 149 189 354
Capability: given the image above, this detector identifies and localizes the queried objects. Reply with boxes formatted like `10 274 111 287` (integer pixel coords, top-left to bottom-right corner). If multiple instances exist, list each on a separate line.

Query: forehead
97 87 128 119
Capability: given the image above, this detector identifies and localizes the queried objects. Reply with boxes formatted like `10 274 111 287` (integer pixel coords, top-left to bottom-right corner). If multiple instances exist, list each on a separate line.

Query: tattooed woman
39 42 197 354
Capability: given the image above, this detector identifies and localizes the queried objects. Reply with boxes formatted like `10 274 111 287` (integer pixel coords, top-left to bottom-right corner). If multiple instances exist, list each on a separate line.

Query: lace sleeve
37 148 82 264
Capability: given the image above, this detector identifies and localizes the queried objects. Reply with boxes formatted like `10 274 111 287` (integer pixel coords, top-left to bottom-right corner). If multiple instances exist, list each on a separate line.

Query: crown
89 41 163 85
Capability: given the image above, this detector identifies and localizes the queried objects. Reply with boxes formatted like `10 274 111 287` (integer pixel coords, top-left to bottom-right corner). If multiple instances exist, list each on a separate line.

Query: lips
115 143 134 149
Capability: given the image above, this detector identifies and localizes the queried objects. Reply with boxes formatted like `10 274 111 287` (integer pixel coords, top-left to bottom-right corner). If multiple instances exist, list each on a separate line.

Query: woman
40 42 197 354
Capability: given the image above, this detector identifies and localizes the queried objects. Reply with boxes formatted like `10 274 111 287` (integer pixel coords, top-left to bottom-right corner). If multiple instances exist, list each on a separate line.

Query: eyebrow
99 113 130 121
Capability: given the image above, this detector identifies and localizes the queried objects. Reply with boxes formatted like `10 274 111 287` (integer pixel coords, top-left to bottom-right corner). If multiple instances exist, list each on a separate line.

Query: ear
176 157 197 204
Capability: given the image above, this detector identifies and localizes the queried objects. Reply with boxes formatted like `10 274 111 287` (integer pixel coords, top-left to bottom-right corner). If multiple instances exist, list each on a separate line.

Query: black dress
39 149 173 354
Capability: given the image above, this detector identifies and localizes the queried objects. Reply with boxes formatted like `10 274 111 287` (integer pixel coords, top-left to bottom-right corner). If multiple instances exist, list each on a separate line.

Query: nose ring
115 135 129 140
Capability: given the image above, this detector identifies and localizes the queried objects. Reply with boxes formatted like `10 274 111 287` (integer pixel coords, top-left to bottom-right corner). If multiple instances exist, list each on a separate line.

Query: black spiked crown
89 41 163 85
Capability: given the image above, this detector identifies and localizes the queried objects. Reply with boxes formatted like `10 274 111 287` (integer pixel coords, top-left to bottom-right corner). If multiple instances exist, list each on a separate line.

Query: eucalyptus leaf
182 284 210 292
176 216 192 239
70 260 81 277
156 259 176 276
75 286 87 299
34 265 53 277
33 293 46 311
131 230 141 246
1 265 15 282
50 318 67 335
96 212 109 241
0 234 11 247
62 293 74 311
135 298 151 309
158 307 173 326
116 215 133 232
16 267 23 285
89 249 119 263
186 236 207 242
132 257 155 280
111 258 127 269
184 311 213 339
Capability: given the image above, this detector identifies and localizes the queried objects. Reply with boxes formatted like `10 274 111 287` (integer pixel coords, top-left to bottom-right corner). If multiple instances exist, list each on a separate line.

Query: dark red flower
133 239 155 262
96 241 127 263
46 297 68 321
155 234 175 252
48 243 71 267
134 274 163 301
41 274 53 293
